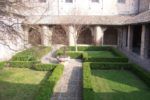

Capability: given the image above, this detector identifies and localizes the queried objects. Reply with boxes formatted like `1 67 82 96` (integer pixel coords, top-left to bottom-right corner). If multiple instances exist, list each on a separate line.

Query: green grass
86 51 117 58
0 67 48 100
91 70 150 100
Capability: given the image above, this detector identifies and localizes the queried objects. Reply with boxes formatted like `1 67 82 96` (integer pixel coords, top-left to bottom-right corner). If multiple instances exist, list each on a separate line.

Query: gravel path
51 59 82 100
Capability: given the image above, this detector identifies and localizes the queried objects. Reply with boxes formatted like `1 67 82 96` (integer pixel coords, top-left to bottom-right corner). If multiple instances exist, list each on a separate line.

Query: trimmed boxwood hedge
36 64 64 100
83 62 94 100
8 61 39 68
89 62 130 70
11 55 36 61
34 63 57 71
56 50 83 59
83 57 128 62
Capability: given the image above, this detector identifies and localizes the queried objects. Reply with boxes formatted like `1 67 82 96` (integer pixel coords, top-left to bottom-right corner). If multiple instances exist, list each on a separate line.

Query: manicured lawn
0 67 48 100
91 70 150 100
86 51 116 58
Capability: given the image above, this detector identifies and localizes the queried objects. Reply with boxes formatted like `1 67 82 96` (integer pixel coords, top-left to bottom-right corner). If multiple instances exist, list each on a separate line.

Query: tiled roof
125 10 150 24
25 10 150 25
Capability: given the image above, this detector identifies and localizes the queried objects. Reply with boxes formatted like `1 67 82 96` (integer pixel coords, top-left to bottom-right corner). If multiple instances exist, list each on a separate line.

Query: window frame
65 0 73 3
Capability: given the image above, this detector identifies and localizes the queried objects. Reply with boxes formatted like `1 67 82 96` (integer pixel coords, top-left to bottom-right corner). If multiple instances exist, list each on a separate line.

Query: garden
57 46 150 100
0 46 150 100
0 46 64 100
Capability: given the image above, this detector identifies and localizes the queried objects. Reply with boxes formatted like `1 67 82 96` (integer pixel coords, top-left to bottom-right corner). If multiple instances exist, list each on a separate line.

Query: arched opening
77 27 93 45
132 25 142 55
104 27 118 45
28 28 42 46
52 26 68 45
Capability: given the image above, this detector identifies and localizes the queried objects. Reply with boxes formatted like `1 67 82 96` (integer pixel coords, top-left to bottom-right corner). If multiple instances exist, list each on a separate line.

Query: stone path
51 59 82 100
41 45 63 64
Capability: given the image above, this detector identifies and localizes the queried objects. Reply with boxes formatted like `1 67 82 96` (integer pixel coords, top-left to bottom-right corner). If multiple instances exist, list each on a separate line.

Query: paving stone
51 59 82 100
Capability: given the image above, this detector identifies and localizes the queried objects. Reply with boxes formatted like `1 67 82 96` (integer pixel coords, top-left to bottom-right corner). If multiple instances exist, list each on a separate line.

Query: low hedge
83 57 128 62
36 64 64 100
83 62 94 100
89 62 130 70
11 55 36 61
12 46 51 61
34 63 57 71
8 61 39 68
130 63 150 87
0 62 5 69
56 50 83 59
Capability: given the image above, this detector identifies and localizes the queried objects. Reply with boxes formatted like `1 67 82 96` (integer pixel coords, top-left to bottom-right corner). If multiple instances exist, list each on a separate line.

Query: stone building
0 0 150 69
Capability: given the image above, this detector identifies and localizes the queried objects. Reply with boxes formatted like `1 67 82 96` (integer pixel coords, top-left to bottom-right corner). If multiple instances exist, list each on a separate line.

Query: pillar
140 25 148 59
94 26 104 46
68 26 76 46
42 25 52 46
127 25 133 51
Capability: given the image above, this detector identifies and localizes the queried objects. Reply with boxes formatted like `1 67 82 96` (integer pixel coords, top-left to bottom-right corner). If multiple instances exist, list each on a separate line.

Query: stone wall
139 0 150 13
22 0 139 16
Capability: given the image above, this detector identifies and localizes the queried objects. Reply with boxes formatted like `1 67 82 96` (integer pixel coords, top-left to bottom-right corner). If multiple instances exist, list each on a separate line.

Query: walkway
51 59 82 100
41 45 63 64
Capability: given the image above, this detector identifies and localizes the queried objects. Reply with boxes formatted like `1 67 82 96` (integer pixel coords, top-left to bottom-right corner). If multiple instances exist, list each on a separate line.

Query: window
66 0 73 3
118 0 126 4
39 0 46 3
92 0 99 3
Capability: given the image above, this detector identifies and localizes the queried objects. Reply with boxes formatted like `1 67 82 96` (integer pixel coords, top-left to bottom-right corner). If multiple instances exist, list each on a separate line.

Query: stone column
68 26 76 46
94 26 104 46
140 25 149 59
127 25 133 51
122 27 128 48
42 25 52 46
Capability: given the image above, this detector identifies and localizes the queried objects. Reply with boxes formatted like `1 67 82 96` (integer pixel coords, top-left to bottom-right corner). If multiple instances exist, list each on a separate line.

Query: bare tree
60 9 90 51
0 0 53 51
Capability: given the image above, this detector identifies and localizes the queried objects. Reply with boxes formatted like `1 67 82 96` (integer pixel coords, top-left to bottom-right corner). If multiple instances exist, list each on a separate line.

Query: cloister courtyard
1 0 150 100
0 45 150 100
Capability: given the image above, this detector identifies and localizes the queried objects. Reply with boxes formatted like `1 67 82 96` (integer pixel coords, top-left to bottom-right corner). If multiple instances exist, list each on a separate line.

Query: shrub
11 55 36 61
12 46 51 61
83 62 94 100
56 50 83 59
34 63 57 71
0 62 5 69
89 62 130 70
59 46 112 51
36 64 64 100
8 61 39 68
84 57 128 62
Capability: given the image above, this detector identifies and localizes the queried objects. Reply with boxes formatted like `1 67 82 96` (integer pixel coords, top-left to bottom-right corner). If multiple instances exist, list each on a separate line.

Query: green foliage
83 62 94 100
56 50 83 59
0 62 5 69
12 46 51 61
89 62 130 70
34 63 57 71
12 55 36 61
84 57 129 62
36 64 64 100
8 61 38 68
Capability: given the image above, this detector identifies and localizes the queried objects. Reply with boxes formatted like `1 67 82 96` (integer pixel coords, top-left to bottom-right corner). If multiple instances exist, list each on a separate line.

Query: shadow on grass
89 70 150 100
0 70 52 100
